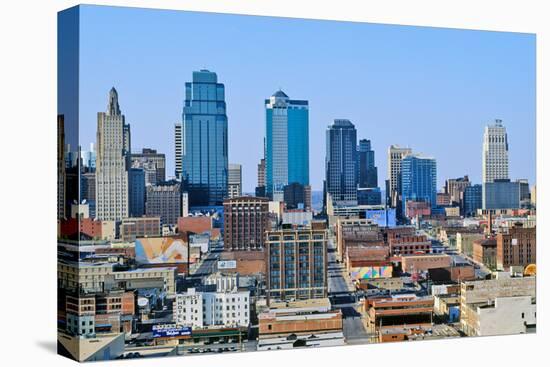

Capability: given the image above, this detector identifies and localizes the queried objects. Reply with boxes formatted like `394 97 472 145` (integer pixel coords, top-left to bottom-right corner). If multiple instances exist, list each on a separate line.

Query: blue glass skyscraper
325 119 358 205
128 167 145 217
265 90 309 201
464 184 482 216
401 154 437 213
181 70 228 206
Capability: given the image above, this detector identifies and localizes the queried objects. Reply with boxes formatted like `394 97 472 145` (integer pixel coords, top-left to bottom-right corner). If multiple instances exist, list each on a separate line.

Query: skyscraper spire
107 87 121 116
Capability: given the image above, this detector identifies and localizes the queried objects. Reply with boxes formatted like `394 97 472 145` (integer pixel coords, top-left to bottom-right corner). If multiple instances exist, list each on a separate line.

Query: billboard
152 324 191 338
135 236 189 264
365 209 397 228
218 260 237 270
350 266 392 280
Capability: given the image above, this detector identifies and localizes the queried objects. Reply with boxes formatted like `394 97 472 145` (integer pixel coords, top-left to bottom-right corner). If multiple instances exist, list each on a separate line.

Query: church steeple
107 87 121 116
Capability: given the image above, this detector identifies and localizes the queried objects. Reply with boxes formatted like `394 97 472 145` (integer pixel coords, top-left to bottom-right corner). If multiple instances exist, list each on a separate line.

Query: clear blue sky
77 5 536 192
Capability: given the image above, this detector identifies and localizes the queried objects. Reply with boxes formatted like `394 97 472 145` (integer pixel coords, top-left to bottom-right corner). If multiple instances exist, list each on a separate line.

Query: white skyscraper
174 122 183 179
228 163 242 198
387 145 412 208
482 119 509 183
96 87 129 221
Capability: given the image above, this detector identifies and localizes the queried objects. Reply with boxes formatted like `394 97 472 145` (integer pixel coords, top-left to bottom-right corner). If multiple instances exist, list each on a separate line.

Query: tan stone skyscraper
387 145 412 208
96 87 129 221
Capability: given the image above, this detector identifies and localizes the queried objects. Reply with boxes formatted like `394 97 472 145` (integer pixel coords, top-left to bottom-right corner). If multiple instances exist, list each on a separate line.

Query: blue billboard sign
365 208 397 227
152 324 192 338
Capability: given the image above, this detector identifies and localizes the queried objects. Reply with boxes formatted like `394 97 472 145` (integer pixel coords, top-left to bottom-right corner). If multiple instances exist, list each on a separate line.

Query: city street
326 238 372 344
189 240 223 278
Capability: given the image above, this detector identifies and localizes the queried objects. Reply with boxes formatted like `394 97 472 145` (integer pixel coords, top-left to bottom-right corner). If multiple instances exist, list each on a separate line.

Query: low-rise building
401 254 452 273
364 294 434 334
173 288 250 328
456 231 485 257
120 217 161 241
257 298 344 350
460 276 536 336
389 235 432 256
473 237 497 269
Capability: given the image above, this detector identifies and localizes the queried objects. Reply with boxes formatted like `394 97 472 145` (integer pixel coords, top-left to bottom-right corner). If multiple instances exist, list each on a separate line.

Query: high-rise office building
357 139 378 189
81 171 96 219
228 163 242 198
482 119 509 184
131 148 166 185
128 168 146 217
180 70 228 207
464 184 482 217
387 145 412 210
257 158 266 187
283 182 306 210
57 115 66 220
401 154 437 213
517 179 531 207
265 90 309 201
223 197 269 251
174 122 183 179
325 119 357 205
145 180 182 226
95 87 129 222
256 158 266 198
357 187 382 205
445 175 470 208
266 228 328 303
482 179 520 210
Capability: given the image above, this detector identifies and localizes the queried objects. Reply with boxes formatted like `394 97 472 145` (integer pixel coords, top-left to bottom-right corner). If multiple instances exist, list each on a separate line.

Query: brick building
496 225 536 270
223 196 270 251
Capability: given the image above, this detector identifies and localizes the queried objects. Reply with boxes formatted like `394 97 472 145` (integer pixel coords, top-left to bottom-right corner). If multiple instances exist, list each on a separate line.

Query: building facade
445 175 470 209
265 90 309 201
401 154 437 213
180 70 228 206
95 87 130 222
464 184 482 216
387 145 412 214
223 196 270 251
325 119 358 205
174 122 183 179
145 180 182 226
266 228 328 303
130 148 166 186
128 168 145 217
173 288 250 328
482 119 509 183
483 179 520 210
228 163 242 198
357 139 378 189
496 225 536 270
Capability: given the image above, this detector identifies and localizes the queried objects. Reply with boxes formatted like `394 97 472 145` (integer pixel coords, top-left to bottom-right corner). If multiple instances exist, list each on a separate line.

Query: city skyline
57 5 538 361
76 5 536 192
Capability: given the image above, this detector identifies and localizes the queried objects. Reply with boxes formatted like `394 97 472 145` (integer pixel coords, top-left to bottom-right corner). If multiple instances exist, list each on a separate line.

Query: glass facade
357 187 382 205
358 139 378 189
265 91 309 201
128 168 145 217
325 119 357 204
181 70 228 206
401 155 437 213
482 179 520 210
464 184 482 216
